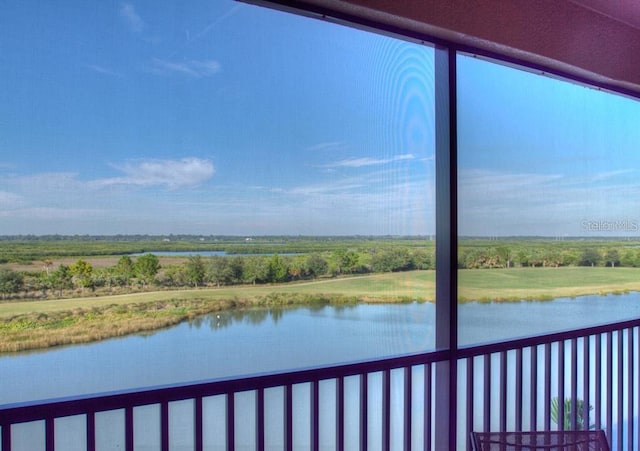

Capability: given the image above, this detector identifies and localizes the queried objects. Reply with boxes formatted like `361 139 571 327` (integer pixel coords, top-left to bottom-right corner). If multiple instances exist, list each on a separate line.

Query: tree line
458 245 628 269
0 247 434 299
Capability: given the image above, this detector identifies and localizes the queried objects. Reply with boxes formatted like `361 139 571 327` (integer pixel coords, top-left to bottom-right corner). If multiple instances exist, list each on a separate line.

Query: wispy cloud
306 141 349 153
149 58 221 78
186 4 241 45
97 157 215 189
458 168 640 236
87 64 123 78
323 153 415 168
120 3 144 33
0 191 24 208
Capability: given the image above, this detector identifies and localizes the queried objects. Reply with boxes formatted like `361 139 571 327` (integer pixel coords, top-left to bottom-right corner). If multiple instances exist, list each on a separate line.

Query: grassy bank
3 267 640 353
457 266 640 301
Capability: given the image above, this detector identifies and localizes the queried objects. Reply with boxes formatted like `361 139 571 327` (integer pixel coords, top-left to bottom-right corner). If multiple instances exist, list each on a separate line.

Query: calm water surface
2 293 640 405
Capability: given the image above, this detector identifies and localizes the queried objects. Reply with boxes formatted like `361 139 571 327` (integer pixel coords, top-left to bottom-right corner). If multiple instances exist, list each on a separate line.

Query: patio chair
470 430 610 450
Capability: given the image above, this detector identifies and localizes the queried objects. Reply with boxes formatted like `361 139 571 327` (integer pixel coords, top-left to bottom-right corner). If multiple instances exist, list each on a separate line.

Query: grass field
3 267 640 352
458 266 640 301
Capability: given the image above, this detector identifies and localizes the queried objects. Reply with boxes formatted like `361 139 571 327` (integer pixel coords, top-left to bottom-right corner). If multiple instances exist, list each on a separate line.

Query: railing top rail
0 349 448 425
458 317 640 359
3 316 639 426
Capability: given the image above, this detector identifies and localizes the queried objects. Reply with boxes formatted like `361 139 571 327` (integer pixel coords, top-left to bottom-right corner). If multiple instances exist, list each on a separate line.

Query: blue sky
458 56 640 237
1 1 638 237
0 0 435 236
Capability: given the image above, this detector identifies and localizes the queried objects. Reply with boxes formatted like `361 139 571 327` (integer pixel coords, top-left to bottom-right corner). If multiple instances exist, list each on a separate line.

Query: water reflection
187 304 359 330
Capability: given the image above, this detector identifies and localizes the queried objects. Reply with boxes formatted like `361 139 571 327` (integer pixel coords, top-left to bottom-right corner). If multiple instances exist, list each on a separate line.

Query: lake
3 293 640 405
2 293 640 450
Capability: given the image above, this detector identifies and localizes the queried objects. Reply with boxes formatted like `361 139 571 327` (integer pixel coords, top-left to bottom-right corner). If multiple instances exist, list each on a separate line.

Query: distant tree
288 257 305 280
206 256 232 286
135 254 160 286
42 259 54 275
371 248 413 272
69 259 94 289
412 249 433 270
160 265 188 287
620 250 640 267
305 253 328 278
266 254 288 283
340 250 360 274
185 255 205 287
578 248 601 267
49 264 73 296
243 256 268 285
228 256 244 284
114 256 135 284
0 269 24 298
495 246 512 268
604 249 620 268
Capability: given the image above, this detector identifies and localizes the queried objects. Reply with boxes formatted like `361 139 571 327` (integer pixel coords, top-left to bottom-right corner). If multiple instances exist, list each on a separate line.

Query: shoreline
2 287 639 354
4 267 640 353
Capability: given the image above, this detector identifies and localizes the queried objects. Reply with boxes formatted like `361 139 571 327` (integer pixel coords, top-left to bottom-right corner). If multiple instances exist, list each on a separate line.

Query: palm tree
551 397 594 430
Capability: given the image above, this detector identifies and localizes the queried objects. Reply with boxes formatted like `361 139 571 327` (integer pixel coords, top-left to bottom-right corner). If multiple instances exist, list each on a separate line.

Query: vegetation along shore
2 235 640 352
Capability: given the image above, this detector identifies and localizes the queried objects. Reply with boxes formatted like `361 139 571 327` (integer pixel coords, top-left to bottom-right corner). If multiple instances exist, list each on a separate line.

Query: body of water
3 293 640 405
2 293 640 450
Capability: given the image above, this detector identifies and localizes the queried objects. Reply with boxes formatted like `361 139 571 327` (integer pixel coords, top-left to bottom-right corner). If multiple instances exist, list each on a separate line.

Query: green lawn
0 272 435 319
3 266 640 319
458 266 640 301
3 267 640 352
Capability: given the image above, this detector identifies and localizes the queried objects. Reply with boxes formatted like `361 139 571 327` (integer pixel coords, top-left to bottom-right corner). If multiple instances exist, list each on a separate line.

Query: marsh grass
3 267 640 352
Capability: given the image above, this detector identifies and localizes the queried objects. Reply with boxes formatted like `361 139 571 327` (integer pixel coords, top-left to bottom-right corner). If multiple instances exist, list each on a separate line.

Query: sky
457 56 640 237
0 0 434 236
0 1 639 237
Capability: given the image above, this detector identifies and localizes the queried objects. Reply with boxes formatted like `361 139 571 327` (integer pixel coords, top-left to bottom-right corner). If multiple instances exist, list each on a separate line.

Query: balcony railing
1 318 638 450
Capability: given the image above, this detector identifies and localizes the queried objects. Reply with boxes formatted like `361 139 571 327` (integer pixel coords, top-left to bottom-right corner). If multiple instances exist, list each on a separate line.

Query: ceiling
571 0 640 30
258 0 640 96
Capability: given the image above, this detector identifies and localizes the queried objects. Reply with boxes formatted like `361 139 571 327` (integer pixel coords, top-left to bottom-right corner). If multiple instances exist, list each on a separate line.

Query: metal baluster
570 338 578 431
404 367 412 451
361 373 368 451
336 377 344 451
424 364 431 451
125 406 134 451
606 332 613 447
285 384 293 451
195 397 203 451
382 369 391 451
558 340 565 431
627 328 634 451
466 357 474 443
483 354 491 432
544 343 551 430
530 345 538 431
499 351 507 432
582 337 590 432
256 391 264 451
515 348 523 432
311 381 319 451
227 393 235 451
161 402 169 451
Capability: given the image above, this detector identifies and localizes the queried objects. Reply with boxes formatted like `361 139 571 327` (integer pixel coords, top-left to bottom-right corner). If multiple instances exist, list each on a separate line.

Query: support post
435 45 458 451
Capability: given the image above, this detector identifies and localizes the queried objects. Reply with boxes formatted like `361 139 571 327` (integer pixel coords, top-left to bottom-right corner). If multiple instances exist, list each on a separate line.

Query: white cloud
87 64 123 78
306 141 349 153
98 157 215 189
324 154 415 168
149 58 221 78
0 191 24 208
458 168 640 236
120 3 144 33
